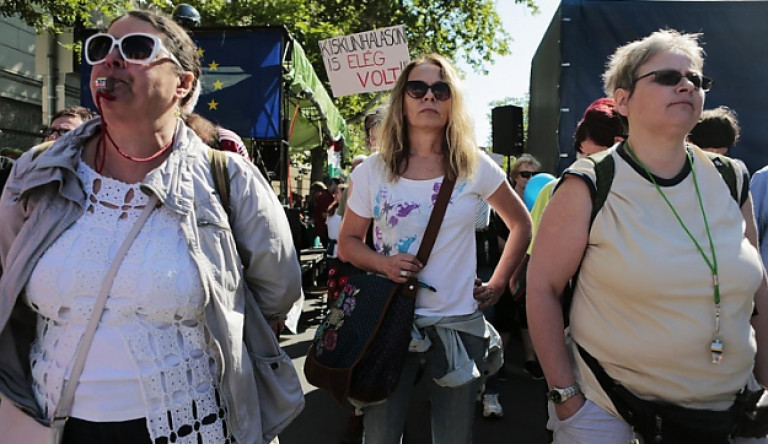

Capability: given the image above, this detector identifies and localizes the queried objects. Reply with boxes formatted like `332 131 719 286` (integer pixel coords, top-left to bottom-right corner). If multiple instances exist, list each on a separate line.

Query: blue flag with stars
193 28 283 139
80 27 284 140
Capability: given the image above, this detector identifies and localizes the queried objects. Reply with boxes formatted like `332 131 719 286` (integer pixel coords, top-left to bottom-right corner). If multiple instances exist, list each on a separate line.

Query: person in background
573 98 626 157
528 29 767 444
309 181 334 247
339 53 532 444
364 106 386 153
43 106 95 142
688 105 740 156
351 154 368 171
476 193 508 418
748 106 768 276
185 113 250 160
326 184 349 305
0 10 301 443
507 153 544 380
510 154 541 198
528 97 625 247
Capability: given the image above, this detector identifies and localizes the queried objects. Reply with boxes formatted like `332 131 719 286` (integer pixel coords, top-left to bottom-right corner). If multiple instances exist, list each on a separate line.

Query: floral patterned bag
304 178 455 406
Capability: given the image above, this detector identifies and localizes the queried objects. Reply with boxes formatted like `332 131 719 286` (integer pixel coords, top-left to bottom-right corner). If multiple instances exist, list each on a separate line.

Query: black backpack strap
209 149 231 217
585 149 616 228
575 343 645 427
702 150 740 205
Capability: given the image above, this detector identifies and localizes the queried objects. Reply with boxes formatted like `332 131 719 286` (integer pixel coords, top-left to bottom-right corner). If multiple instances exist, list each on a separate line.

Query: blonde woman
338 53 532 444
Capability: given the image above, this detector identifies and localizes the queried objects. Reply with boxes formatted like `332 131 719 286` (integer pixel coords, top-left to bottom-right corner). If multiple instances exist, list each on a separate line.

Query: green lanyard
624 141 724 364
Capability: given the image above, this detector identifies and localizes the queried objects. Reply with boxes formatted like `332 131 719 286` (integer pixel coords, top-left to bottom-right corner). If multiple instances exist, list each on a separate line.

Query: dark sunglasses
405 81 452 101
517 171 537 179
633 69 713 92
84 32 181 66
43 127 70 138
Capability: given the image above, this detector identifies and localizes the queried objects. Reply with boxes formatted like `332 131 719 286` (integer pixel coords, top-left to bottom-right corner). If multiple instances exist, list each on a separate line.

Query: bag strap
52 194 159 423
209 148 231 217
586 149 615 228
401 177 456 298
574 342 638 424
703 150 740 204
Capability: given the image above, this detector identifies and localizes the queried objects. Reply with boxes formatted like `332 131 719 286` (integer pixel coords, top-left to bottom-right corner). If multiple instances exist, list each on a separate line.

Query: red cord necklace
94 91 174 173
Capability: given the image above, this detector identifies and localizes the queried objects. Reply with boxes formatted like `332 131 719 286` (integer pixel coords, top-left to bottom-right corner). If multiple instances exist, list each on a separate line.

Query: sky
459 0 562 146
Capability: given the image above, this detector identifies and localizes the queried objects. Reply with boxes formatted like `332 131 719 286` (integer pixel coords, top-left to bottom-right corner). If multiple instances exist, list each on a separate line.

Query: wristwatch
547 384 581 404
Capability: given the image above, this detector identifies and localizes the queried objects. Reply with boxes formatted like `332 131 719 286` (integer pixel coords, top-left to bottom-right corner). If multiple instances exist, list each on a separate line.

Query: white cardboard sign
319 25 410 97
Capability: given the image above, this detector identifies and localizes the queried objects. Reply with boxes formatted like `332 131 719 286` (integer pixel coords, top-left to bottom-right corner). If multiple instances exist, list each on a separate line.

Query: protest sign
319 25 410 97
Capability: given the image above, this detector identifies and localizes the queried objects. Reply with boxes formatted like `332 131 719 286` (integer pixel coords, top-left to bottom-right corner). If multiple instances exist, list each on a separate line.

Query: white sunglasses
85 32 181 66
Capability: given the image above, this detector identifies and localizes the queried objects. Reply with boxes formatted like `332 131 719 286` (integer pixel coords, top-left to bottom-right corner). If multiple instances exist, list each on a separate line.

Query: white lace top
25 160 230 443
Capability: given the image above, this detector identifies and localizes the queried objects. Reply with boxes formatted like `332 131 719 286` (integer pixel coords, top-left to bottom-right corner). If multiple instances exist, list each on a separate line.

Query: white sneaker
482 393 503 418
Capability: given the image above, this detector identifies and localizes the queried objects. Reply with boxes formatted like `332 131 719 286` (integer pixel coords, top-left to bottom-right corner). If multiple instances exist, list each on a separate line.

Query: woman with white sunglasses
0 10 302 444
338 54 532 444
527 29 768 443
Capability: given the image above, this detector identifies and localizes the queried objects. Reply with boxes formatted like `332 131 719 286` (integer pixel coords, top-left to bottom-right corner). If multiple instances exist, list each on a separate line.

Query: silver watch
547 384 581 404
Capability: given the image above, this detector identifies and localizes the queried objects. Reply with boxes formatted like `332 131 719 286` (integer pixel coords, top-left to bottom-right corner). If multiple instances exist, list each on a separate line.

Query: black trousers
62 417 153 444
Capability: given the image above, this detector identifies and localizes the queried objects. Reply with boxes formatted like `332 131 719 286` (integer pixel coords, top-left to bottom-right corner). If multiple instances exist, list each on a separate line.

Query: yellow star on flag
196 47 205 58
213 80 224 90
208 61 219 70
208 99 218 110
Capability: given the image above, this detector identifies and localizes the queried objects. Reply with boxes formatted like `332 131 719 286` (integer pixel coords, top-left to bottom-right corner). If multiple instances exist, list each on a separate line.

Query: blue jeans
362 326 487 444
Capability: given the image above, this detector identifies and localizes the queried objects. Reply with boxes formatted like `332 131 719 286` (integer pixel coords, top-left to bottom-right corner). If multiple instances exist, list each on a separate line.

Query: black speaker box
492 105 524 157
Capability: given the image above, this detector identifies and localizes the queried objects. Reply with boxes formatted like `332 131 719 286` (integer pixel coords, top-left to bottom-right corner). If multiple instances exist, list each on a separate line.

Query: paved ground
278 288 551 444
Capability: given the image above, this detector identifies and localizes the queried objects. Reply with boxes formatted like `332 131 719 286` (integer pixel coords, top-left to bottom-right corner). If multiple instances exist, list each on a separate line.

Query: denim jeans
362 326 487 444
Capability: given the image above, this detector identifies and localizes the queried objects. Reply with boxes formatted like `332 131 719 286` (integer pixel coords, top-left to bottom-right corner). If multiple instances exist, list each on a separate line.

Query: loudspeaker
492 105 524 157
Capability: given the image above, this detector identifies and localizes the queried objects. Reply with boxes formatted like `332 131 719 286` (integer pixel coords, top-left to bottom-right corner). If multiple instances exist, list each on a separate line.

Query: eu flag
80 27 285 140
193 27 284 139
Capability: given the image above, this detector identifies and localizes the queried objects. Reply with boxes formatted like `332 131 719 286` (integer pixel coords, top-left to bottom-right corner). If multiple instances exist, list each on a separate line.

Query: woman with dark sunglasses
339 54 532 444
0 9 302 444
510 153 541 199
527 29 768 443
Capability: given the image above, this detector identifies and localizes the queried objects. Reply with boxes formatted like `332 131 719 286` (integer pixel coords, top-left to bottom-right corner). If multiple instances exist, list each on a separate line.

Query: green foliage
3 0 537 160
3 0 536 112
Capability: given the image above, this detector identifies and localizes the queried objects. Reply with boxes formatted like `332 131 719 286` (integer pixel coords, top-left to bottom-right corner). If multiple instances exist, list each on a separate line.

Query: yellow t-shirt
527 180 557 255
566 145 761 415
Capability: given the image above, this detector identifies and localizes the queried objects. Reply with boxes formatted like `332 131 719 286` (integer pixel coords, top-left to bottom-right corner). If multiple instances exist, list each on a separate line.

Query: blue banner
80 27 284 140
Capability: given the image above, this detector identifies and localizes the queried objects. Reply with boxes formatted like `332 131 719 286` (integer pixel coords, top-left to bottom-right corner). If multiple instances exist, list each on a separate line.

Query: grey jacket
0 118 303 443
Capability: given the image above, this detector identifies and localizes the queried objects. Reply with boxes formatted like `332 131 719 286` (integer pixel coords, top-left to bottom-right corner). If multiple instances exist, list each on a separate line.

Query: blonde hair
378 54 478 182
603 29 705 96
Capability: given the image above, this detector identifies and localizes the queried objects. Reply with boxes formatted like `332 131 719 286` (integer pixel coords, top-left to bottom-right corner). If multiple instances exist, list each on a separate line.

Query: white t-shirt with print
348 152 505 316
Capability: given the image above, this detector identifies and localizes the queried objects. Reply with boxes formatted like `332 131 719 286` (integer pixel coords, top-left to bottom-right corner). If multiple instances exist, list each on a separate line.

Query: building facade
0 16 80 151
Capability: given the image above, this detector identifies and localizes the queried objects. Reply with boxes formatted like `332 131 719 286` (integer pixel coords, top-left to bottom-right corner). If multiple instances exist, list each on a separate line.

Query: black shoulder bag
304 177 455 406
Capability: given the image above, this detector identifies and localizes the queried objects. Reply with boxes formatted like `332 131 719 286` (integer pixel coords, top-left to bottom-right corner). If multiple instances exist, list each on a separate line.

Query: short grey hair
603 29 705 96
511 153 541 177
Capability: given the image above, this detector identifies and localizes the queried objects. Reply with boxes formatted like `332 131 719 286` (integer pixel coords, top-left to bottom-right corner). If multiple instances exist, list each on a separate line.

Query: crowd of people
1 6 767 444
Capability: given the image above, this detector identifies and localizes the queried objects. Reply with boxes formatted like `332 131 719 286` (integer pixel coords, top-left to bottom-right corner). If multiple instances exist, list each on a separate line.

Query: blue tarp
528 0 768 174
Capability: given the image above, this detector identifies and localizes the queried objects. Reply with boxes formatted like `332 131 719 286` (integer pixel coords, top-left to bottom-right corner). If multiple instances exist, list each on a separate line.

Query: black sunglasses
405 81 452 101
43 127 70 138
517 171 537 179
633 69 713 92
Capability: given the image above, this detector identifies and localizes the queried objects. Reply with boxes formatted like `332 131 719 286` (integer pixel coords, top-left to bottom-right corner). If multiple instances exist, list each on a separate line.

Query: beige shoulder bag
0 195 158 444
